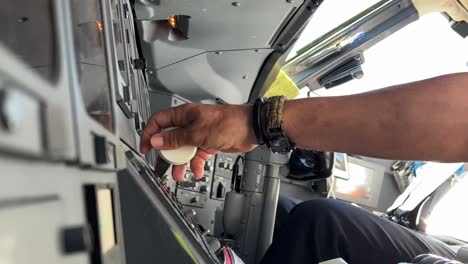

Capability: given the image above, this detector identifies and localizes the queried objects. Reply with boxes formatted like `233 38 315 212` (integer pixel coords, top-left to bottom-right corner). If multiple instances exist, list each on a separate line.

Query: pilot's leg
274 195 302 240
261 199 456 264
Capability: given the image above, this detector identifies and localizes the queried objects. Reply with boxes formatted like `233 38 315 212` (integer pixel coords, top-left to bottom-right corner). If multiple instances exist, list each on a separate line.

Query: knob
200 185 208 193
61 226 92 254
199 177 208 182
190 196 199 204
184 209 197 218
219 162 229 169
204 161 213 171
179 181 196 188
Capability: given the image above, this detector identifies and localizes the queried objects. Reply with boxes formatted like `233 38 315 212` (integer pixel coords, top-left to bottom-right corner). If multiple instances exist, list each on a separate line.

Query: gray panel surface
149 89 190 113
357 156 400 211
225 147 288 263
0 86 43 156
0 201 65 264
278 156 401 212
279 181 322 201
148 49 272 103
0 0 56 81
0 0 78 161
0 158 93 264
135 0 301 68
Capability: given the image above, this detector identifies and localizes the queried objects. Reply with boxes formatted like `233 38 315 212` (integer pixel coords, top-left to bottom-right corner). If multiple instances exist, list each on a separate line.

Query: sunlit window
423 173 468 242
288 0 380 60
291 2 468 98
290 0 468 241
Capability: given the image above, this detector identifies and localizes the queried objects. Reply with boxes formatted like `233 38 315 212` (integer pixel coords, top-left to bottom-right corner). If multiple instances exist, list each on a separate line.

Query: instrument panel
0 0 321 263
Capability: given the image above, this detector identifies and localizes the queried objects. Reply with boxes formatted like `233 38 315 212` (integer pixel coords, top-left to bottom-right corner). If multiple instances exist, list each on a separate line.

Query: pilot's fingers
150 127 192 150
190 148 218 179
141 104 195 154
172 164 187 181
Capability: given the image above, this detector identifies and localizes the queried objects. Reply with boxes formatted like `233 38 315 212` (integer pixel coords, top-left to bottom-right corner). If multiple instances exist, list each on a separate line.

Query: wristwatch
253 96 295 154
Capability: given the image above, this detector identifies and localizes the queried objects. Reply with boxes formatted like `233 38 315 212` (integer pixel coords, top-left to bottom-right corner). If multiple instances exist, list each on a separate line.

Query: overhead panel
148 49 272 104
134 0 303 103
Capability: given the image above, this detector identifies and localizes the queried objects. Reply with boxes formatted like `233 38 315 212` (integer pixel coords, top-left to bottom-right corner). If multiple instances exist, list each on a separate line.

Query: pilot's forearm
283 72 468 162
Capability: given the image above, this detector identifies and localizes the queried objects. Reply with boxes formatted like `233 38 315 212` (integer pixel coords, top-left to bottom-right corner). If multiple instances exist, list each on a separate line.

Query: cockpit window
290 1 467 98
423 172 468 242
288 0 380 61
290 1 468 242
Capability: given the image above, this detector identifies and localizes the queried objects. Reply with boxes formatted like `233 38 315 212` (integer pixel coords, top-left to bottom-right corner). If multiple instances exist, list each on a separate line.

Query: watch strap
266 96 286 132
261 96 295 153
252 98 266 145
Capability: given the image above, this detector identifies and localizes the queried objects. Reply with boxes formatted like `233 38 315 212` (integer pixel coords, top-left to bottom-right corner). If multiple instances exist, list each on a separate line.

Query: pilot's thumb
150 128 189 150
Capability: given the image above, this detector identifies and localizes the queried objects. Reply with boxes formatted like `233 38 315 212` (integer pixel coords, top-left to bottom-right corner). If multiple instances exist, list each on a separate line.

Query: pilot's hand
140 103 257 181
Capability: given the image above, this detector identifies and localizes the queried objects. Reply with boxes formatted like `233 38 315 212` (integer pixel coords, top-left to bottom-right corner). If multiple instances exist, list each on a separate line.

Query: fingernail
151 134 164 148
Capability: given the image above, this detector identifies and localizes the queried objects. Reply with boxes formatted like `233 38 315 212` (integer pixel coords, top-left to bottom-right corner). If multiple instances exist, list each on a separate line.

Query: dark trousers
261 198 456 264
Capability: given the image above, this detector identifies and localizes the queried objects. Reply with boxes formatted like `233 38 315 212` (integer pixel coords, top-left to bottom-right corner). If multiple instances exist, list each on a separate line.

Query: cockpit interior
0 0 467 263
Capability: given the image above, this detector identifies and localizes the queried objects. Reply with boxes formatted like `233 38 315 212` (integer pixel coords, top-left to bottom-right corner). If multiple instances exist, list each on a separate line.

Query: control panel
119 151 221 264
176 168 212 208
157 153 242 236
211 153 240 201
0 0 325 263
147 78 244 236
